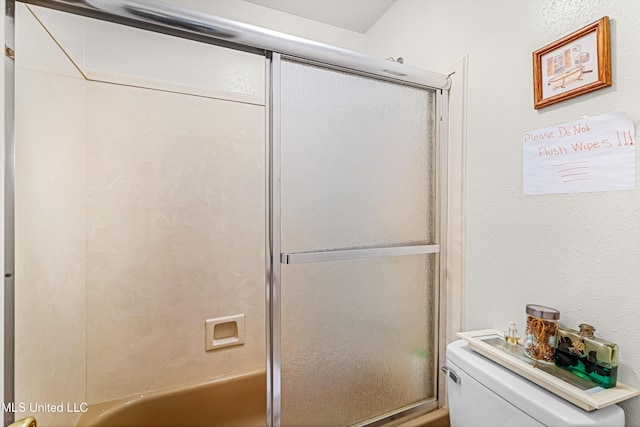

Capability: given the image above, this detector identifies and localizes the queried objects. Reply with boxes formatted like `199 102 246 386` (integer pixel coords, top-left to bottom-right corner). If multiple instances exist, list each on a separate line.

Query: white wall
367 0 640 425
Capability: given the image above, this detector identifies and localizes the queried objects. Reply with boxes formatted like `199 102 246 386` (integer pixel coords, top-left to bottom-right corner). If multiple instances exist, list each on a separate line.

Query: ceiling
242 0 397 33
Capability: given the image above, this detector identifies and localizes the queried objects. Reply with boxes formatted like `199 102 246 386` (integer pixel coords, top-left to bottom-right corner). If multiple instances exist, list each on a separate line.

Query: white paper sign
523 112 635 195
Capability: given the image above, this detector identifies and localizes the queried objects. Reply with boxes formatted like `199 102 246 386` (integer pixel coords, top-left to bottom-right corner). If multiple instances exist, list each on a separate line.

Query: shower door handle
281 244 440 264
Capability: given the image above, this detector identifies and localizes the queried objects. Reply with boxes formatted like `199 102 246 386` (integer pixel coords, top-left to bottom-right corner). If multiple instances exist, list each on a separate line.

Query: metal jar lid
526 304 560 320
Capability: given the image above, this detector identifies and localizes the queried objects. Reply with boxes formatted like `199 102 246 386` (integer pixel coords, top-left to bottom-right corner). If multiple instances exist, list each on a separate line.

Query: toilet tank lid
446 340 624 427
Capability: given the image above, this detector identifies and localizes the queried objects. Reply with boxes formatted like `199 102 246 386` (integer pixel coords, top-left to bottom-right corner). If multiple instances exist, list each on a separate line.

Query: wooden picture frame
533 16 611 109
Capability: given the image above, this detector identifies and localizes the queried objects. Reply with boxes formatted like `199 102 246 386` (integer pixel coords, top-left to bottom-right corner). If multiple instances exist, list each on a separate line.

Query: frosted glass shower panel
280 255 437 427
280 60 437 252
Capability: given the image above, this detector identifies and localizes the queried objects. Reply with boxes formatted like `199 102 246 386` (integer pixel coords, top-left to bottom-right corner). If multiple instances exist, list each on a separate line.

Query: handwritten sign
523 112 635 195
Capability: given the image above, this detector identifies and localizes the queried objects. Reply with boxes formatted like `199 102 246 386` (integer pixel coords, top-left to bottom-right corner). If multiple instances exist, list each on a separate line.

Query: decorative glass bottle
554 323 618 388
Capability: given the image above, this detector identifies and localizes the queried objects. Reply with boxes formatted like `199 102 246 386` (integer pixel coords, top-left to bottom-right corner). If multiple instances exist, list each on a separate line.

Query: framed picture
533 16 611 109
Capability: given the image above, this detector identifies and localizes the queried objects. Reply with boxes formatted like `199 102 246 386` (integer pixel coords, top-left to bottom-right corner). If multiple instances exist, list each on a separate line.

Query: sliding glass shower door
276 58 440 426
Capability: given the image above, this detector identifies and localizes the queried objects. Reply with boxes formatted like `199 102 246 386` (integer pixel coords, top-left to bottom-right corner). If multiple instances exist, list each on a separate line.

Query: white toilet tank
445 339 624 427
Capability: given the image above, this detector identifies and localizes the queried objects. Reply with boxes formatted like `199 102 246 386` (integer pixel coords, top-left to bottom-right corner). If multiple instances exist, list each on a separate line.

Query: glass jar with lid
523 304 560 363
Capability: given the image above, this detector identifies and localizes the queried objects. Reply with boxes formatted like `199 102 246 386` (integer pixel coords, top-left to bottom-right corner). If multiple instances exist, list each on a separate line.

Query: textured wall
367 0 640 425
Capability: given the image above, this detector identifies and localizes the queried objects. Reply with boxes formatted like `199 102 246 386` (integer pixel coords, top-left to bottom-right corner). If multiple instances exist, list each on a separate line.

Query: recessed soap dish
205 314 245 351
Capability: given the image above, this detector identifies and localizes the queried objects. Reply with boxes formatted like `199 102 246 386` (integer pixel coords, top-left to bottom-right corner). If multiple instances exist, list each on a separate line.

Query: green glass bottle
554 323 618 388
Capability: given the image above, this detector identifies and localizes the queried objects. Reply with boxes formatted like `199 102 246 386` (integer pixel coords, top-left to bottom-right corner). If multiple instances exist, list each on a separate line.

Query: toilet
444 339 624 426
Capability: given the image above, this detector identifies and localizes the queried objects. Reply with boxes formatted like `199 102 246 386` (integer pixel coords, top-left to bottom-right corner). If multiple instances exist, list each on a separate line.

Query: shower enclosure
4 1 451 426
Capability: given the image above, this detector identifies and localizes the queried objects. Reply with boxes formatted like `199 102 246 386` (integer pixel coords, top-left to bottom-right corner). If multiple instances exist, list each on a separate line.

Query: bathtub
75 367 450 427
547 66 583 89
76 369 266 427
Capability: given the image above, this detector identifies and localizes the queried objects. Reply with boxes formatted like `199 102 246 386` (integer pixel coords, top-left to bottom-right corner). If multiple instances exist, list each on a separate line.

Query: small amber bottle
554 323 618 388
